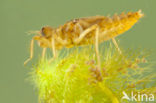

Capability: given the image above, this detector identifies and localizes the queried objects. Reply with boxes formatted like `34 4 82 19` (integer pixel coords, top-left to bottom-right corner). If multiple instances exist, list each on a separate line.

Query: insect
24 10 143 68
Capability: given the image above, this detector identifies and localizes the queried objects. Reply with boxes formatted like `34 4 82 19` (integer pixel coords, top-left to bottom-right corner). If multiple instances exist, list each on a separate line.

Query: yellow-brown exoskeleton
24 10 144 69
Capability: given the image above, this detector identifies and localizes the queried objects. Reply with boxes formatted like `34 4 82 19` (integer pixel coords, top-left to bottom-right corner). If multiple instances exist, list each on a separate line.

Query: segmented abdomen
99 10 143 42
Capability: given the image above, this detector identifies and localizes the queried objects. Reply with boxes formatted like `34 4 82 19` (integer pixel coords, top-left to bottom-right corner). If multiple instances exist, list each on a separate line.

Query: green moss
30 44 155 103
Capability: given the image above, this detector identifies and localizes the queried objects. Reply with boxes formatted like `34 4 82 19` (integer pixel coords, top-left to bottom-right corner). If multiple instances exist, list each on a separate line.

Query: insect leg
74 25 97 44
24 39 34 65
49 38 57 63
112 38 122 54
95 27 101 70
74 22 84 33
73 24 101 68
42 48 46 59
55 36 68 45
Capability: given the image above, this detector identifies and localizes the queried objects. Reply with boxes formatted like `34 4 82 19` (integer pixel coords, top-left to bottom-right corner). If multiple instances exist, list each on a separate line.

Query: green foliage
30 45 156 103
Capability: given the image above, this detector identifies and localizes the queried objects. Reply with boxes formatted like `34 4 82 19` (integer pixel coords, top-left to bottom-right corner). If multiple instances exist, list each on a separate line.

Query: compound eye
41 26 52 38
41 27 46 36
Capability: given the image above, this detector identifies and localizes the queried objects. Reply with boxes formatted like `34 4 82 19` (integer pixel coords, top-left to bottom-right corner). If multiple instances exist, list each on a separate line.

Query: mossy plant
29 44 156 103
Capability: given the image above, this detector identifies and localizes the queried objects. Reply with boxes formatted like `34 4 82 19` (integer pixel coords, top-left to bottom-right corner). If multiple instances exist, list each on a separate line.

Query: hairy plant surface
29 45 156 103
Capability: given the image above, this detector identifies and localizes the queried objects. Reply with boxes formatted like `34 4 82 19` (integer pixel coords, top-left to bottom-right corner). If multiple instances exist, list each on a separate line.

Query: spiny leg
42 48 46 59
74 24 97 44
49 38 57 63
24 39 34 65
112 38 122 54
95 27 101 70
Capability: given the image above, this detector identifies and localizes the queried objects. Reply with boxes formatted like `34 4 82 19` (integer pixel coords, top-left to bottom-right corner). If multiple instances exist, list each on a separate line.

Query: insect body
24 10 143 66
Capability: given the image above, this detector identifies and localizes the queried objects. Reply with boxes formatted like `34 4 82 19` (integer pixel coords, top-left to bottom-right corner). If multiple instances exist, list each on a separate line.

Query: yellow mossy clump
30 44 155 103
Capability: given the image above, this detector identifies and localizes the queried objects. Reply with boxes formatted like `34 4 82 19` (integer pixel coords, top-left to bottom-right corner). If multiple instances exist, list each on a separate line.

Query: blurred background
0 0 155 103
